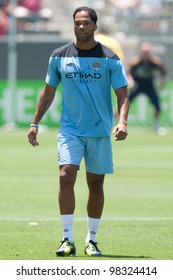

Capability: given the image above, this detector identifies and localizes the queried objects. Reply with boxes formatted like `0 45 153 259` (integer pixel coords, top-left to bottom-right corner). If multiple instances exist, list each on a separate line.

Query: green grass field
0 127 173 260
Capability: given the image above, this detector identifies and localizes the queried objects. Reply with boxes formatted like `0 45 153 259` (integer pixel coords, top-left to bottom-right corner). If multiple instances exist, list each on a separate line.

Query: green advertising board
0 80 173 127
0 80 62 128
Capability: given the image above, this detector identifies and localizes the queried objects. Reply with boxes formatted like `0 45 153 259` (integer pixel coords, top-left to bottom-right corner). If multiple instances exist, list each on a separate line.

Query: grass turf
0 127 173 260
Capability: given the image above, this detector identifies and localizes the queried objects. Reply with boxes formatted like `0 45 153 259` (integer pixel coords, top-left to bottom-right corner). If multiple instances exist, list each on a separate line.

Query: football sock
86 217 100 243
60 214 74 241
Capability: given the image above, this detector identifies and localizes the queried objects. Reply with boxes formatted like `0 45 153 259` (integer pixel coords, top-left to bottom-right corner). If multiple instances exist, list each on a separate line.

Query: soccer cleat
84 240 102 256
56 238 76 256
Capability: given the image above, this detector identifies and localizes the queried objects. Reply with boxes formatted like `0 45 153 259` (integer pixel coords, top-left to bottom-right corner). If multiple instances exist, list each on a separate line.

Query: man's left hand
112 123 128 141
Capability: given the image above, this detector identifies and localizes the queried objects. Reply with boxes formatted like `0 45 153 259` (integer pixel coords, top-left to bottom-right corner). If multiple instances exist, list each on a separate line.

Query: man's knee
87 173 105 191
60 165 77 186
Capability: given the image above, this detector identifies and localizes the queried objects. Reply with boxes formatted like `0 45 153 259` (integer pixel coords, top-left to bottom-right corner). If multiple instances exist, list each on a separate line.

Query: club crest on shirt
92 62 101 70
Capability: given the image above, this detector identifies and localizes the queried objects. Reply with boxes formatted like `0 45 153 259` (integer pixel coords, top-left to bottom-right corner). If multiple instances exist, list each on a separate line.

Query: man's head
140 42 152 61
73 6 98 46
73 6 98 24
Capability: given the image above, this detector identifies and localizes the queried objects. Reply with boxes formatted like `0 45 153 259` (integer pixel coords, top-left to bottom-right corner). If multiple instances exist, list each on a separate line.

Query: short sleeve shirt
45 42 128 137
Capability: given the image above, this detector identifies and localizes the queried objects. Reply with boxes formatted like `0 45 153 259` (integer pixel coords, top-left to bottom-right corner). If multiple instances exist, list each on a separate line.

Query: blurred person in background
0 0 10 36
27 6 129 257
138 0 162 16
128 42 167 133
108 0 139 15
0 0 10 14
13 0 53 31
95 26 125 61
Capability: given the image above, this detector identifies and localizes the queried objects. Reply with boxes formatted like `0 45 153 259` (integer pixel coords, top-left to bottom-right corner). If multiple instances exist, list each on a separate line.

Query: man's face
140 43 151 61
74 11 97 43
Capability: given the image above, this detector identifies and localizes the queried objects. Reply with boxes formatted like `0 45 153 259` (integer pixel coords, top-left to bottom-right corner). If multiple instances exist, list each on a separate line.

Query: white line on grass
0 217 173 221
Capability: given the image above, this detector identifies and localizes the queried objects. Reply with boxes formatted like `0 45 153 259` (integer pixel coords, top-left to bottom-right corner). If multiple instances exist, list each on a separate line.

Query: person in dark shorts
129 42 167 132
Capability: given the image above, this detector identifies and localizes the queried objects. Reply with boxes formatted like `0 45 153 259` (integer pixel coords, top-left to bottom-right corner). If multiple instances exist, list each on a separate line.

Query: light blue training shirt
45 42 128 137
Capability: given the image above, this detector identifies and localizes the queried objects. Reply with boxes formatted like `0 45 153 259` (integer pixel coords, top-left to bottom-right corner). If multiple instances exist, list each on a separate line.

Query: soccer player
128 42 167 133
27 6 129 256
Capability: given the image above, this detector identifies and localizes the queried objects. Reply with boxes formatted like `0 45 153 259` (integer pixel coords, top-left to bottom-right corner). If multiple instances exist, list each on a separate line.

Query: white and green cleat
84 240 102 256
56 238 76 256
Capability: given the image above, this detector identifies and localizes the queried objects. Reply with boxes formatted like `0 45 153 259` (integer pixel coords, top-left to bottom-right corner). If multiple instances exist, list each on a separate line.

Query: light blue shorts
57 132 114 174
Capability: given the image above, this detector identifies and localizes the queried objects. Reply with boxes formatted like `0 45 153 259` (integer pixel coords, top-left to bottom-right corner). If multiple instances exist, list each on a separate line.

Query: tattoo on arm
37 99 52 122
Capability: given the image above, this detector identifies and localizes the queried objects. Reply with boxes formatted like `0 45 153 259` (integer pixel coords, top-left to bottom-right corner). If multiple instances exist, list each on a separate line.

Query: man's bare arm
113 86 129 141
27 84 56 147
